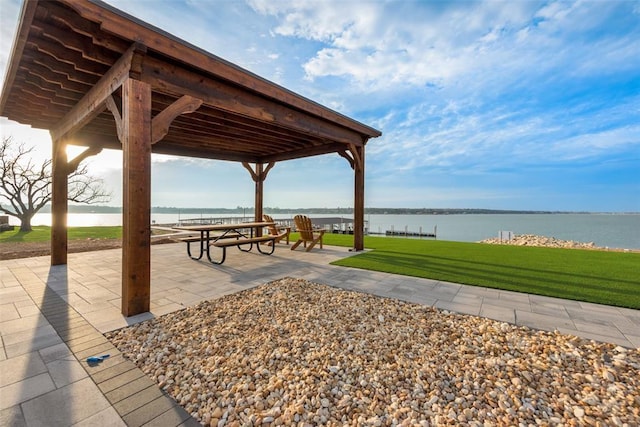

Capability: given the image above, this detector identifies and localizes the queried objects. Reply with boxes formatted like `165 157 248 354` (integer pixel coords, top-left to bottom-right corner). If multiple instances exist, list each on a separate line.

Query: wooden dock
166 216 366 234
384 230 436 238
369 225 437 239
157 216 437 239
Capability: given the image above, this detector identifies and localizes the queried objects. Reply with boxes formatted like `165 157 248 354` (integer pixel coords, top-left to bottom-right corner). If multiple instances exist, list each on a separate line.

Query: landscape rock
106 277 640 426
479 234 625 250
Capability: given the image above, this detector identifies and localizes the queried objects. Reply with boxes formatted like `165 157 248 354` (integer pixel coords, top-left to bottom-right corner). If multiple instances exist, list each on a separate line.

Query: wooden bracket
338 145 362 171
66 146 103 174
338 150 355 169
151 95 203 144
50 43 145 142
105 95 123 142
242 161 276 182
348 143 363 172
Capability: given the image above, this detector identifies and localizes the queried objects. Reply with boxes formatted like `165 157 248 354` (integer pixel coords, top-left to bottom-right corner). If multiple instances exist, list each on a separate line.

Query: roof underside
0 0 380 163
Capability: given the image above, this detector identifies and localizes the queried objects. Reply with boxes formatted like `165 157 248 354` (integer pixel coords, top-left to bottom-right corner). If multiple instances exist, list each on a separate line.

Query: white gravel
106 277 640 426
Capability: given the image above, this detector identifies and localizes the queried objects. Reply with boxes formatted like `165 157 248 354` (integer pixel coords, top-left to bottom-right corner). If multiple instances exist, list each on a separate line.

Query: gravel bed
106 278 639 426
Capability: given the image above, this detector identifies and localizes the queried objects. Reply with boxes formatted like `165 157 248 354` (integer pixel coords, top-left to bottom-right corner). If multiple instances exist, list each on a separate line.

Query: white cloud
366 89 640 177
548 125 640 161
249 0 640 98
2 0 638 211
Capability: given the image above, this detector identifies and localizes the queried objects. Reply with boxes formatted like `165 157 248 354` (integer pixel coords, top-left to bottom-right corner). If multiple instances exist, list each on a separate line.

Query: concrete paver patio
2 243 638 426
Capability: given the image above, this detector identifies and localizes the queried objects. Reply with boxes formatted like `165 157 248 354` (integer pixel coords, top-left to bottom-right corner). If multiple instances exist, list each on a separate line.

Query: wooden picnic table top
173 221 274 232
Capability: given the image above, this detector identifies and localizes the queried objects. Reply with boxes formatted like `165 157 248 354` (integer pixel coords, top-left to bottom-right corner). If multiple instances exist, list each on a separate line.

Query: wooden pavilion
0 0 381 316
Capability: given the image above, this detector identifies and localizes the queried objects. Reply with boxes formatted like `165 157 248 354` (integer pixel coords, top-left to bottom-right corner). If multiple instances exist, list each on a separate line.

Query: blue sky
1 0 639 211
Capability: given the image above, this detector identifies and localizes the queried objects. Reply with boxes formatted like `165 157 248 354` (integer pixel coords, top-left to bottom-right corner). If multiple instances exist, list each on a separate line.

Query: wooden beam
46 2 131 53
151 95 202 144
71 130 262 162
121 78 152 316
51 137 68 265
66 0 381 138
50 43 144 142
261 142 347 163
67 146 103 173
141 58 364 146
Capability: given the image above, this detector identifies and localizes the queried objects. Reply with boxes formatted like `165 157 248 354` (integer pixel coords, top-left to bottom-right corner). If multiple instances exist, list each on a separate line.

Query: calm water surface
21 212 640 249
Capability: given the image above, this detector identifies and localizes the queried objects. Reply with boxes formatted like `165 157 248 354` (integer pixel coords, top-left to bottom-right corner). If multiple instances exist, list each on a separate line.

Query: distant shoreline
6 212 639 250
22 205 639 216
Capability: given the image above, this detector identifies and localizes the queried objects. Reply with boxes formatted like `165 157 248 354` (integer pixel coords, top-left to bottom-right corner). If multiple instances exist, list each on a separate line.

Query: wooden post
254 163 264 235
51 138 68 265
353 145 365 251
242 162 275 236
121 78 152 316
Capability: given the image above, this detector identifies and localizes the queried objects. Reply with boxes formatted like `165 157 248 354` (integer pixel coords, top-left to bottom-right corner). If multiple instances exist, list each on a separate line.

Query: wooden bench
179 233 241 259
210 234 282 264
211 234 277 248
184 231 287 264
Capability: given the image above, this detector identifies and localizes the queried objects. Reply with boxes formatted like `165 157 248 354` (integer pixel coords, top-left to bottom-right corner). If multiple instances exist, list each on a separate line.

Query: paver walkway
2 243 638 426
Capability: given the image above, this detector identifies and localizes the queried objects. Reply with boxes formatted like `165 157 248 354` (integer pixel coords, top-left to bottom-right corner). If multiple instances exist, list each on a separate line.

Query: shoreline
479 234 639 253
5 213 639 250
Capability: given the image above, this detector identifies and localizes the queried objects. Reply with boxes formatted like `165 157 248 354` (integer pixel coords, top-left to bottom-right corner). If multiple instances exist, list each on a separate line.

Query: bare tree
1 136 111 231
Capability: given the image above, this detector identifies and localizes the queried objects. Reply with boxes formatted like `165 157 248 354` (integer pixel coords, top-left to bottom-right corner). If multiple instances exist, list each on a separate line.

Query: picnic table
173 221 279 264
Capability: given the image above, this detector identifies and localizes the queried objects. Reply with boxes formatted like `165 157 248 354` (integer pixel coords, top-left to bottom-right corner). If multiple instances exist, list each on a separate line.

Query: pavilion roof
0 0 380 163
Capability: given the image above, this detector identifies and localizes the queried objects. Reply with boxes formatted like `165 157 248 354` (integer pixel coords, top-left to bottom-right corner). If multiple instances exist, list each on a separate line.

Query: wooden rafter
49 42 145 141
0 0 38 112
67 0 380 138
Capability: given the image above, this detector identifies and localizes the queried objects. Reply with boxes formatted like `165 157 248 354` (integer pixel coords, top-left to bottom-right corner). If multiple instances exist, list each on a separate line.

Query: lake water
19 212 640 250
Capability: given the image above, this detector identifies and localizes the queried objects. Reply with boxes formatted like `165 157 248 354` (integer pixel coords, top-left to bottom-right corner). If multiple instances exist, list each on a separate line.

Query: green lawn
3 228 638 309
0 226 122 242
305 233 640 309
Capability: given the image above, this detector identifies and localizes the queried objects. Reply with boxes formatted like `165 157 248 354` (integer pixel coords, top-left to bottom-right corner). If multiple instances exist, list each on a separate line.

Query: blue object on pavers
87 354 110 363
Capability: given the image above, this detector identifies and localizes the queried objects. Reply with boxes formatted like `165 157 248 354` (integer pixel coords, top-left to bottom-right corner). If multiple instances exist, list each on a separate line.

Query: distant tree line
18 205 574 215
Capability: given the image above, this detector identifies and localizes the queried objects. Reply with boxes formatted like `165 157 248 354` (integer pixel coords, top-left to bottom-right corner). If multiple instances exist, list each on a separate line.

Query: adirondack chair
291 215 325 252
263 214 290 245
